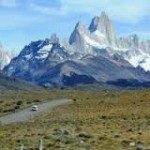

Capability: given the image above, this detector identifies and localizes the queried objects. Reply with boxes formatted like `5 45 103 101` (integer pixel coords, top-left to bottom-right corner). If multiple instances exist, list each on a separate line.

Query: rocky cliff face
89 11 117 47
69 21 91 54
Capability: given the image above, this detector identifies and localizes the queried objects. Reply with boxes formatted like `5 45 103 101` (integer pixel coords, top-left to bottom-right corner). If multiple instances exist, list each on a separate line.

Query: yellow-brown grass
0 89 150 149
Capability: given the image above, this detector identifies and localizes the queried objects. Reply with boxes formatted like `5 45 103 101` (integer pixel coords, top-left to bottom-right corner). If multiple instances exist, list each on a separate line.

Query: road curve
0 99 70 125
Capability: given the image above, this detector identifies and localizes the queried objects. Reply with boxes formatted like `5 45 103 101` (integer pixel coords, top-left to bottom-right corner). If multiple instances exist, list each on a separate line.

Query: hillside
0 71 39 90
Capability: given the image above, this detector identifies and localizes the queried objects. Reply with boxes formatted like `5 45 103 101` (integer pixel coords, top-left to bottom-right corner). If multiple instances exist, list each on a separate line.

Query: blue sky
0 0 150 52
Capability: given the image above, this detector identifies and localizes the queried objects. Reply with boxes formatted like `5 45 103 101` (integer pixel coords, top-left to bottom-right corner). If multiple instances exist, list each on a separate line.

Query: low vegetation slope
0 72 39 90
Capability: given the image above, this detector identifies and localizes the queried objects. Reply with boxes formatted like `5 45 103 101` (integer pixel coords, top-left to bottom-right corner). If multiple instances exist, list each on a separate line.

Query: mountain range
3 12 150 88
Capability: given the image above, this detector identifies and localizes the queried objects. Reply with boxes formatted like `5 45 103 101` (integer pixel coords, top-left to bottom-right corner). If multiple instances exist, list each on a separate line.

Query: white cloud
30 3 66 16
61 0 150 23
0 0 17 7
28 0 150 23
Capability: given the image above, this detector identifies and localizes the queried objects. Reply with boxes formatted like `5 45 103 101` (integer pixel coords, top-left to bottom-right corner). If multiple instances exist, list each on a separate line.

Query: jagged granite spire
69 21 90 53
69 21 89 45
89 11 117 46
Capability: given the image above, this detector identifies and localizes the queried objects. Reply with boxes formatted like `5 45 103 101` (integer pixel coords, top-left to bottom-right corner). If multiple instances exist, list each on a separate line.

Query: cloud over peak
60 0 150 23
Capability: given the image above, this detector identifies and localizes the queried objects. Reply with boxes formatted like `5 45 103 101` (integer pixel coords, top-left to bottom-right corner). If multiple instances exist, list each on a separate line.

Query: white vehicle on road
31 105 38 111
0 99 70 124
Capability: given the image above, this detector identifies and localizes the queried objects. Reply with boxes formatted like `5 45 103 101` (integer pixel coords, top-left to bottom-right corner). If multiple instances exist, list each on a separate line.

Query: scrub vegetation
0 89 150 150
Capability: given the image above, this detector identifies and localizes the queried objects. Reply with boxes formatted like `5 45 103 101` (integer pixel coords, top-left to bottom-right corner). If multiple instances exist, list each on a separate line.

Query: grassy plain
0 89 150 149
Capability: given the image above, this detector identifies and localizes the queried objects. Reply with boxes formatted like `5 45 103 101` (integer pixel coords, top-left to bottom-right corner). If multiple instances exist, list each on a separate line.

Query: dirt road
0 99 70 125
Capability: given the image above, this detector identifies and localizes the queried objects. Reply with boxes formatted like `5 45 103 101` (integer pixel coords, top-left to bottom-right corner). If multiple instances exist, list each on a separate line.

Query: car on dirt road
31 105 38 111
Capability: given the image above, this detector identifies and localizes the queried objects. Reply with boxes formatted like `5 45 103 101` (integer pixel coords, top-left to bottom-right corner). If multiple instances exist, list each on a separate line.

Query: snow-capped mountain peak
68 12 150 71
69 12 118 56
0 43 14 70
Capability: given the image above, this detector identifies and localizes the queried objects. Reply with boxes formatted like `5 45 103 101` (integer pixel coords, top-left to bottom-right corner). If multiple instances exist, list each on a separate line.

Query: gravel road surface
0 99 70 125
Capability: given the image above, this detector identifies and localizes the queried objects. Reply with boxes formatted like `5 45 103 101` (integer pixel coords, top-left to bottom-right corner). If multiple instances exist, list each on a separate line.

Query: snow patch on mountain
93 30 106 38
125 53 150 71
139 58 150 71
84 35 106 49
24 54 32 60
36 44 52 59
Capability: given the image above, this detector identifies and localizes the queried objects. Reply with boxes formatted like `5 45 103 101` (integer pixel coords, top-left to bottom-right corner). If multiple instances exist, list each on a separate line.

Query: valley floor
0 89 150 149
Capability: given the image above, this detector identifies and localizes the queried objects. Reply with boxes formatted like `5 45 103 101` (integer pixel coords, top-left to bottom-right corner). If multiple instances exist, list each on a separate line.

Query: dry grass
0 89 86 116
0 89 150 149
